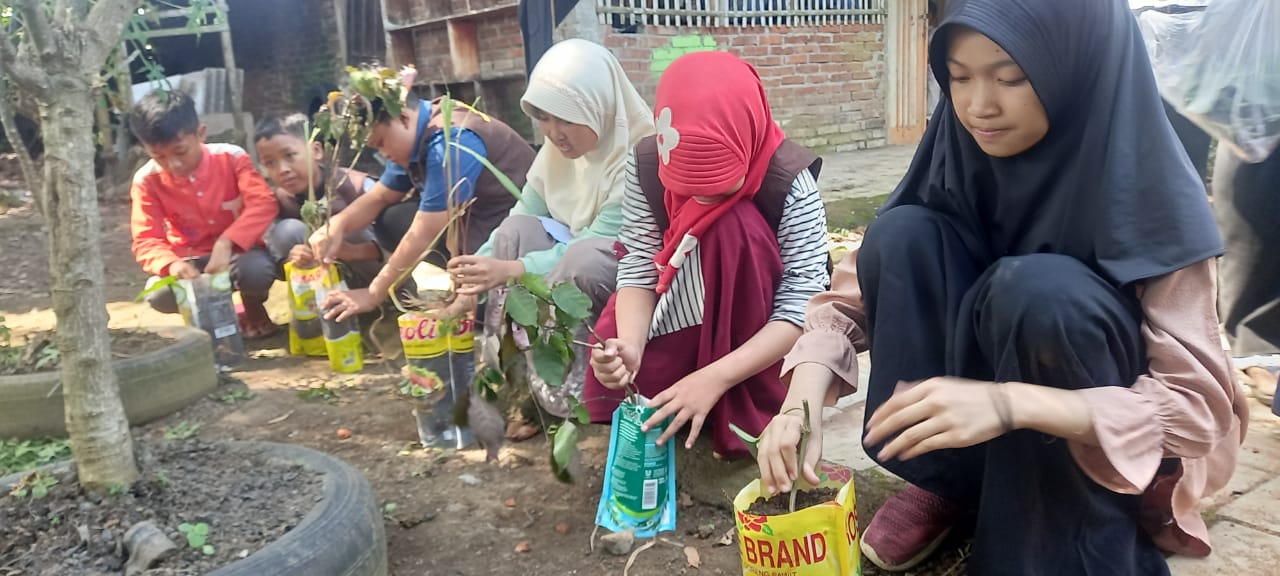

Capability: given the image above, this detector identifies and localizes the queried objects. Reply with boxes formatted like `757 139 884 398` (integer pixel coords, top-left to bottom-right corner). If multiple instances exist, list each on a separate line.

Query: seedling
9 470 58 499
163 421 201 440
297 385 340 403
0 437 71 476
178 522 215 555
218 389 253 404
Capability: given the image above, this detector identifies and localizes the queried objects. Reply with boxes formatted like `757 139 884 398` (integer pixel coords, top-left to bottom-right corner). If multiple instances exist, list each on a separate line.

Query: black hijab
882 0 1222 286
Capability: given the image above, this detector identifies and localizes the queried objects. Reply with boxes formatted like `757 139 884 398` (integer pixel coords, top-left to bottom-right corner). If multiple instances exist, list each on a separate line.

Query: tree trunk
39 78 138 489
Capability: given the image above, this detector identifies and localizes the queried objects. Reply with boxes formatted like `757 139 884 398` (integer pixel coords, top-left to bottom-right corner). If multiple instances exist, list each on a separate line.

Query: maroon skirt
584 200 787 459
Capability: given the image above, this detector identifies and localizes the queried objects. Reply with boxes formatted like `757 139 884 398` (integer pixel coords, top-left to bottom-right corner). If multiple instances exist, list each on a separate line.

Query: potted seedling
729 401 861 575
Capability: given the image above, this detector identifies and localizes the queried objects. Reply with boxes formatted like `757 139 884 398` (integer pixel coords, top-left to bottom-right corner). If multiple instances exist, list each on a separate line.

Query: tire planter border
0 442 388 576
0 325 218 439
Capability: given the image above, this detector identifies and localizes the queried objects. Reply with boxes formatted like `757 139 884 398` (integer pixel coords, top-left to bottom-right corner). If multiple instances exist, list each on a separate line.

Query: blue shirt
378 100 488 213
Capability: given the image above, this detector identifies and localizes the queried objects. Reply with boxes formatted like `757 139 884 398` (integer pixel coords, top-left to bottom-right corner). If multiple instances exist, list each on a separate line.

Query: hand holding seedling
447 255 524 295
757 403 823 496
204 238 234 275
289 244 319 268
169 260 201 280
642 368 730 449
590 338 641 391
308 226 345 265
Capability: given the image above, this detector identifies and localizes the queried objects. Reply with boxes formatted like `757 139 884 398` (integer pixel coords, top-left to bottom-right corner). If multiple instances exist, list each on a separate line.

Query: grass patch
0 437 71 476
825 193 890 232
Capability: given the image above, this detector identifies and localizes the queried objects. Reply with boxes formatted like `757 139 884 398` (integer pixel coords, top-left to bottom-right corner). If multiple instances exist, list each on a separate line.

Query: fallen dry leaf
715 527 735 547
336 428 353 440
684 546 701 568
678 491 694 508
266 410 294 425
514 540 531 553
554 522 569 535
504 498 517 508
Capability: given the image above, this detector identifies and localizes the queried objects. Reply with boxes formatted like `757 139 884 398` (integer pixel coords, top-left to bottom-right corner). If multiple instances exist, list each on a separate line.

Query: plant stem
789 400 811 514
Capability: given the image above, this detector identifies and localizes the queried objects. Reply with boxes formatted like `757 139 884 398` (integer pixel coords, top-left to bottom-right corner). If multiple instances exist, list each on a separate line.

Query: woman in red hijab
584 51 830 462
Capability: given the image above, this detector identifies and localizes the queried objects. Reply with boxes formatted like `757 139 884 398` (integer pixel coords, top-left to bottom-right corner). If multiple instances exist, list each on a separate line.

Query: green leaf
728 423 760 461
31 483 48 499
531 340 567 388
551 283 592 322
762 524 774 536
202 544 215 556
519 273 552 300
447 141 524 202
550 420 579 484
505 286 539 327
566 396 590 425
134 275 178 302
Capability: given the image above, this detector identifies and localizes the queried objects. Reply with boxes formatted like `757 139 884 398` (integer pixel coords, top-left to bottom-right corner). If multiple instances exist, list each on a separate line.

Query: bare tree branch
15 0 57 59
0 78 43 208
83 0 146 66
0 28 48 95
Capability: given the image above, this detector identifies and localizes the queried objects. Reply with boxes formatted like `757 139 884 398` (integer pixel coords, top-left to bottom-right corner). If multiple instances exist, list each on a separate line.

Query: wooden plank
388 29 416 68
383 1 518 31
132 24 229 39
218 23 250 159
448 19 481 80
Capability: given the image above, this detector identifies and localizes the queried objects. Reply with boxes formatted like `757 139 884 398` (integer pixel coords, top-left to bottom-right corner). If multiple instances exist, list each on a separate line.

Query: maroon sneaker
860 485 960 571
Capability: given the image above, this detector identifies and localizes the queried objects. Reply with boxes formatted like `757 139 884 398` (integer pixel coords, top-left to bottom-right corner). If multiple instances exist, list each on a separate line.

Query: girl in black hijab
753 0 1248 573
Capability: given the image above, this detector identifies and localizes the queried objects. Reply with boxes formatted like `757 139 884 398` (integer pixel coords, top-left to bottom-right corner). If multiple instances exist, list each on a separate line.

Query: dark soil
746 487 840 517
0 329 173 376
0 440 322 576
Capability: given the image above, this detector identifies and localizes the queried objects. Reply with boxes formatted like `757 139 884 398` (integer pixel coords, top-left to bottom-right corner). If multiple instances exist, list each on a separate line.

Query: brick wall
410 11 525 83
230 0 344 117
604 24 887 153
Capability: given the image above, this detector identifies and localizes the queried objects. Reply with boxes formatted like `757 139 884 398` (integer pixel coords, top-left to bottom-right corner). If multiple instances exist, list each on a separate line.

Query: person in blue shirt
311 90 536 319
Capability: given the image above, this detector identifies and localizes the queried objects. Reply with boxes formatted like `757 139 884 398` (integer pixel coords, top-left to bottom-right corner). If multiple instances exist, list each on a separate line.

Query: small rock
600 529 635 556
503 498 517 508
554 522 569 535
123 521 177 576
696 523 717 540
77 524 91 544
514 540 532 553
336 428 353 440
79 501 95 512
238 549 250 559
458 474 482 487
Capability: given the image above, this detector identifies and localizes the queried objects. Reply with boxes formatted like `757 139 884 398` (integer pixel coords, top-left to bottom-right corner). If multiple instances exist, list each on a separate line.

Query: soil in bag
746 487 841 517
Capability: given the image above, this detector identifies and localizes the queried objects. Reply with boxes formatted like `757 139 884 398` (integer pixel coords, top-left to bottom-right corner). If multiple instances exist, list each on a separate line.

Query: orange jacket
130 143 279 276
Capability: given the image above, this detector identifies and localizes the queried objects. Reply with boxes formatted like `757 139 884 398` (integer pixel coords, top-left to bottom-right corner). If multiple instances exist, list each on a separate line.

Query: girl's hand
321 288 382 322
289 244 318 268
758 410 823 496
864 377 1011 461
642 369 731 449
447 255 524 295
590 338 641 391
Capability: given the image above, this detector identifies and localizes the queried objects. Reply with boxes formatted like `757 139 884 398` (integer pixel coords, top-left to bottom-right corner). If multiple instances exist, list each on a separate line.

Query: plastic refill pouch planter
595 397 677 538
176 271 245 369
733 464 859 575
284 262 327 357
400 313 477 449
309 265 364 373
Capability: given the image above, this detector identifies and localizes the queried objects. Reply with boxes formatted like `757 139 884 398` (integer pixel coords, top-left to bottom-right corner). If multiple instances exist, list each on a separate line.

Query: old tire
0 325 217 439
0 442 388 576
211 442 388 576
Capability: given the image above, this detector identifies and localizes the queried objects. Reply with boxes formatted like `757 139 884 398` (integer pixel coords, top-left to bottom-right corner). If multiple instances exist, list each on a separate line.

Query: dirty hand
322 288 382 323
429 293 477 320
289 244 318 269
864 377 1010 462
447 256 524 295
758 410 823 496
308 226 344 265
169 260 201 280
642 369 731 449
203 238 234 275
590 338 641 391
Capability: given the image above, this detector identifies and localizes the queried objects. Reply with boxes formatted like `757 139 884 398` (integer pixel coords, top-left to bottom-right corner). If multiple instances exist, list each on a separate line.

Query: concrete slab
1167 521 1280 576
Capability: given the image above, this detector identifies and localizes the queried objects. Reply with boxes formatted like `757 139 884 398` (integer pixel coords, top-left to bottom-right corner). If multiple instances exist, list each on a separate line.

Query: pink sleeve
781 248 868 405
1068 259 1239 494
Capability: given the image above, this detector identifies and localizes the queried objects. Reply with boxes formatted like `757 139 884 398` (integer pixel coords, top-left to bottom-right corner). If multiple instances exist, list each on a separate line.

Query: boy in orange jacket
128 90 280 338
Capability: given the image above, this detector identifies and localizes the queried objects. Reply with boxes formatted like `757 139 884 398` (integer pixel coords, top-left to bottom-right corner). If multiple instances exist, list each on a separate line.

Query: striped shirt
616 154 830 339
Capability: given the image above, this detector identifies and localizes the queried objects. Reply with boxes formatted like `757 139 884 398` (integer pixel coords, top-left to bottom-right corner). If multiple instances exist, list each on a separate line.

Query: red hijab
652 51 785 294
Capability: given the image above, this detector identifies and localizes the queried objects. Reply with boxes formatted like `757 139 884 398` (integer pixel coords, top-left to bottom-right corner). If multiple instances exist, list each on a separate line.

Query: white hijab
520 39 656 235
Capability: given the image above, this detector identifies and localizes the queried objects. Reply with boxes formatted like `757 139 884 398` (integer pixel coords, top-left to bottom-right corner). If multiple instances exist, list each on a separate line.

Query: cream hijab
520 39 655 235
